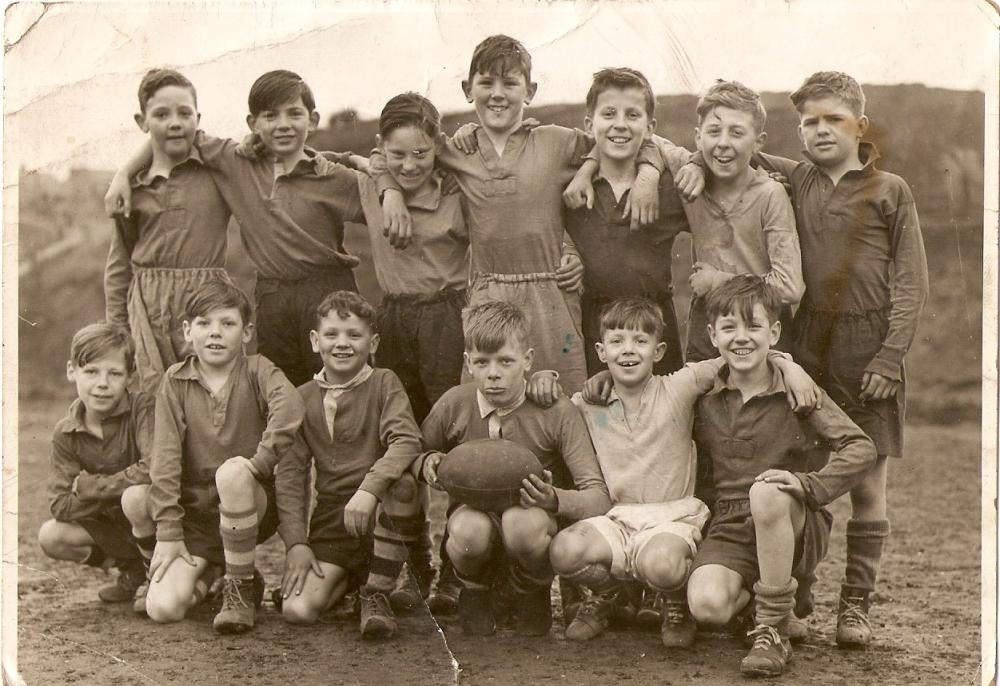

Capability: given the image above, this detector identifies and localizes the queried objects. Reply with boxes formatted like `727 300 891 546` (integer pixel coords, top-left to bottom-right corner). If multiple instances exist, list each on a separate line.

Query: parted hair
248 70 316 116
137 68 197 114
314 290 377 332
705 274 782 327
184 280 253 325
70 322 136 374
379 92 441 139
790 71 866 118
599 297 665 342
462 300 529 353
696 79 767 133
468 34 532 82
586 67 656 118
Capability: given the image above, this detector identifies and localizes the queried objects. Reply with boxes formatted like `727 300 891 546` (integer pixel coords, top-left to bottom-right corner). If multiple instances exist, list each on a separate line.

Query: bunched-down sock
562 563 615 593
219 506 258 580
753 578 798 632
844 519 890 594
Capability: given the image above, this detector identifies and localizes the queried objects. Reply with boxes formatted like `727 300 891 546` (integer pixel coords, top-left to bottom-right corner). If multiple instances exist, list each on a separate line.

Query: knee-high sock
365 510 421 594
844 519 890 593
219 506 258 580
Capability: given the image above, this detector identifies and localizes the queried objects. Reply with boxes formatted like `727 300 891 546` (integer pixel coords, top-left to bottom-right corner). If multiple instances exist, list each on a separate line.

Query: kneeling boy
39 323 154 603
686 275 875 678
137 280 304 633
418 301 611 636
274 291 424 639
548 298 818 647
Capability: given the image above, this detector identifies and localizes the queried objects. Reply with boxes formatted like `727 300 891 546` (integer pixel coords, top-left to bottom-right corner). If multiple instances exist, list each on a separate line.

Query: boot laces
221 577 251 610
747 623 782 650
839 596 872 630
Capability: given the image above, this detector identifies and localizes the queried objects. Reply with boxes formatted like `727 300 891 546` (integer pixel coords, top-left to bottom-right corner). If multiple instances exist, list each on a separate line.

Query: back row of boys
40 34 926 679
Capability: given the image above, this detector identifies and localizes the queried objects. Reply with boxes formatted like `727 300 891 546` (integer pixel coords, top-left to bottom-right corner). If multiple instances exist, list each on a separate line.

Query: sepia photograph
3 1 997 684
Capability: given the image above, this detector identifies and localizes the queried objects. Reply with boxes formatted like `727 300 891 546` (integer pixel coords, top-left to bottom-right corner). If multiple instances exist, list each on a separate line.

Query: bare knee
282 600 320 625
749 481 794 526
447 510 495 562
636 550 689 591
501 508 552 561
850 461 886 512
120 484 151 524
146 591 189 624
38 520 78 560
549 525 593 575
215 457 255 496
687 580 737 626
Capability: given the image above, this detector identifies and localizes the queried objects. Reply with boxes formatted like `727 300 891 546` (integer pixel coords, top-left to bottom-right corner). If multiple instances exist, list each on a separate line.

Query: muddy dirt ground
13 398 983 685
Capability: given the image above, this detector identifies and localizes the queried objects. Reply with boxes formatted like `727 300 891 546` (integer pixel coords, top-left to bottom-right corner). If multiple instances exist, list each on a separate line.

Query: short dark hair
790 71 866 118
248 70 316 116
586 68 655 118
70 322 136 374
599 297 665 342
137 68 197 114
468 35 532 83
379 92 441 140
184 280 252 325
704 274 782 327
696 80 766 133
462 300 528 353
314 290 377 332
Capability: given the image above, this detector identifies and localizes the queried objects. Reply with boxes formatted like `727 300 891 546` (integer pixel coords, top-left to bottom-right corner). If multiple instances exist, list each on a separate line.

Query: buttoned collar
169 354 245 386
476 380 527 419
707 361 787 398
404 172 445 212
133 147 206 187
61 391 132 434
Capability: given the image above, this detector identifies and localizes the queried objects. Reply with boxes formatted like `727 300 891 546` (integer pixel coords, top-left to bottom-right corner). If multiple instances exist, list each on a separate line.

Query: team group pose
38 34 928 679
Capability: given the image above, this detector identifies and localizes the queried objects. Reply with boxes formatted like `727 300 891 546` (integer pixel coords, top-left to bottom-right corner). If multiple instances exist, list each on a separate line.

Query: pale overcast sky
5 0 998 174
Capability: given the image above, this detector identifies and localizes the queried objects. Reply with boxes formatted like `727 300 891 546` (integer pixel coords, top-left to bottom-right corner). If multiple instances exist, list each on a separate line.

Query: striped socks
219 506 258 580
365 511 421 594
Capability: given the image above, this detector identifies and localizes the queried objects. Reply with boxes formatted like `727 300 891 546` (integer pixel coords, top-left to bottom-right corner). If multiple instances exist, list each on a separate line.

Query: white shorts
583 497 711 582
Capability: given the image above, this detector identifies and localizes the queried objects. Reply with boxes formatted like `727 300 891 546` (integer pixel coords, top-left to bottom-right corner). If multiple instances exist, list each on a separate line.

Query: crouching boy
686 275 875 678
132 280 304 633
547 298 819 648
417 301 611 637
39 323 154 603
274 291 424 640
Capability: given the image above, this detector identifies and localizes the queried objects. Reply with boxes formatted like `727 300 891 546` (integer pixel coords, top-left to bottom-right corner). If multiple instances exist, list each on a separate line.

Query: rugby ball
438 438 544 513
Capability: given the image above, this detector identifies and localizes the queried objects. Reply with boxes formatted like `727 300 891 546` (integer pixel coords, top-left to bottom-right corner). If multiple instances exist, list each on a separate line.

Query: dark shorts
686 296 795 363
78 506 140 562
691 497 833 589
256 268 358 387
376 289 466 424
582 292 683 377
182 484 279 566
307 496 373 592
792 305 904 457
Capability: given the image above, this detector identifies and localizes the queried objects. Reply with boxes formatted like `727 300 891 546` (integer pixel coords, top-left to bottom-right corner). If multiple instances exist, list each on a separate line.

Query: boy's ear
369 333 380 356
583 116 595 137
694 126 703 151
754 130 768 152
594 341 606 364
241 322 254 345
856 115 870 139
134 112 149 133
796 123 807 148
66 360 75 382
524 81 538 105
374 133 384 152
645 117 657 139
461 79 473 103
707 323 719 350
463 350 473 374
246 113 257 133
309 329 321 354
523 347 535 373
308 110 320 132
182 320 193 343
768 320 781 347
653 341 667 362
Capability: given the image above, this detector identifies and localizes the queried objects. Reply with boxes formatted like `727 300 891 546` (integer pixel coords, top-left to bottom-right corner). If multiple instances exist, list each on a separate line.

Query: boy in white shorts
547 297 818 648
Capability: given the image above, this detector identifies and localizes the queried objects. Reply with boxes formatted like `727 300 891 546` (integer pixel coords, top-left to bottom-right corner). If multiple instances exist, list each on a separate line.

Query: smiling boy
686 275 875 678
106 70 364 387
655 81 804 362
274 291 423 639
104 68 233 394
138 280 303 633
38 324 154 604
563 68 690 377
416 300 610 636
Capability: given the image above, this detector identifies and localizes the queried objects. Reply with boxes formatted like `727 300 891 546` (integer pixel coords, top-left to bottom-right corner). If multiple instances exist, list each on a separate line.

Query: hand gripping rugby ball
437 438 544 513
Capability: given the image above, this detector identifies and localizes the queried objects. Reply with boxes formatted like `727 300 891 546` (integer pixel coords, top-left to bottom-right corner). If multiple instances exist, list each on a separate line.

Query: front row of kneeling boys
39 274 875 679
